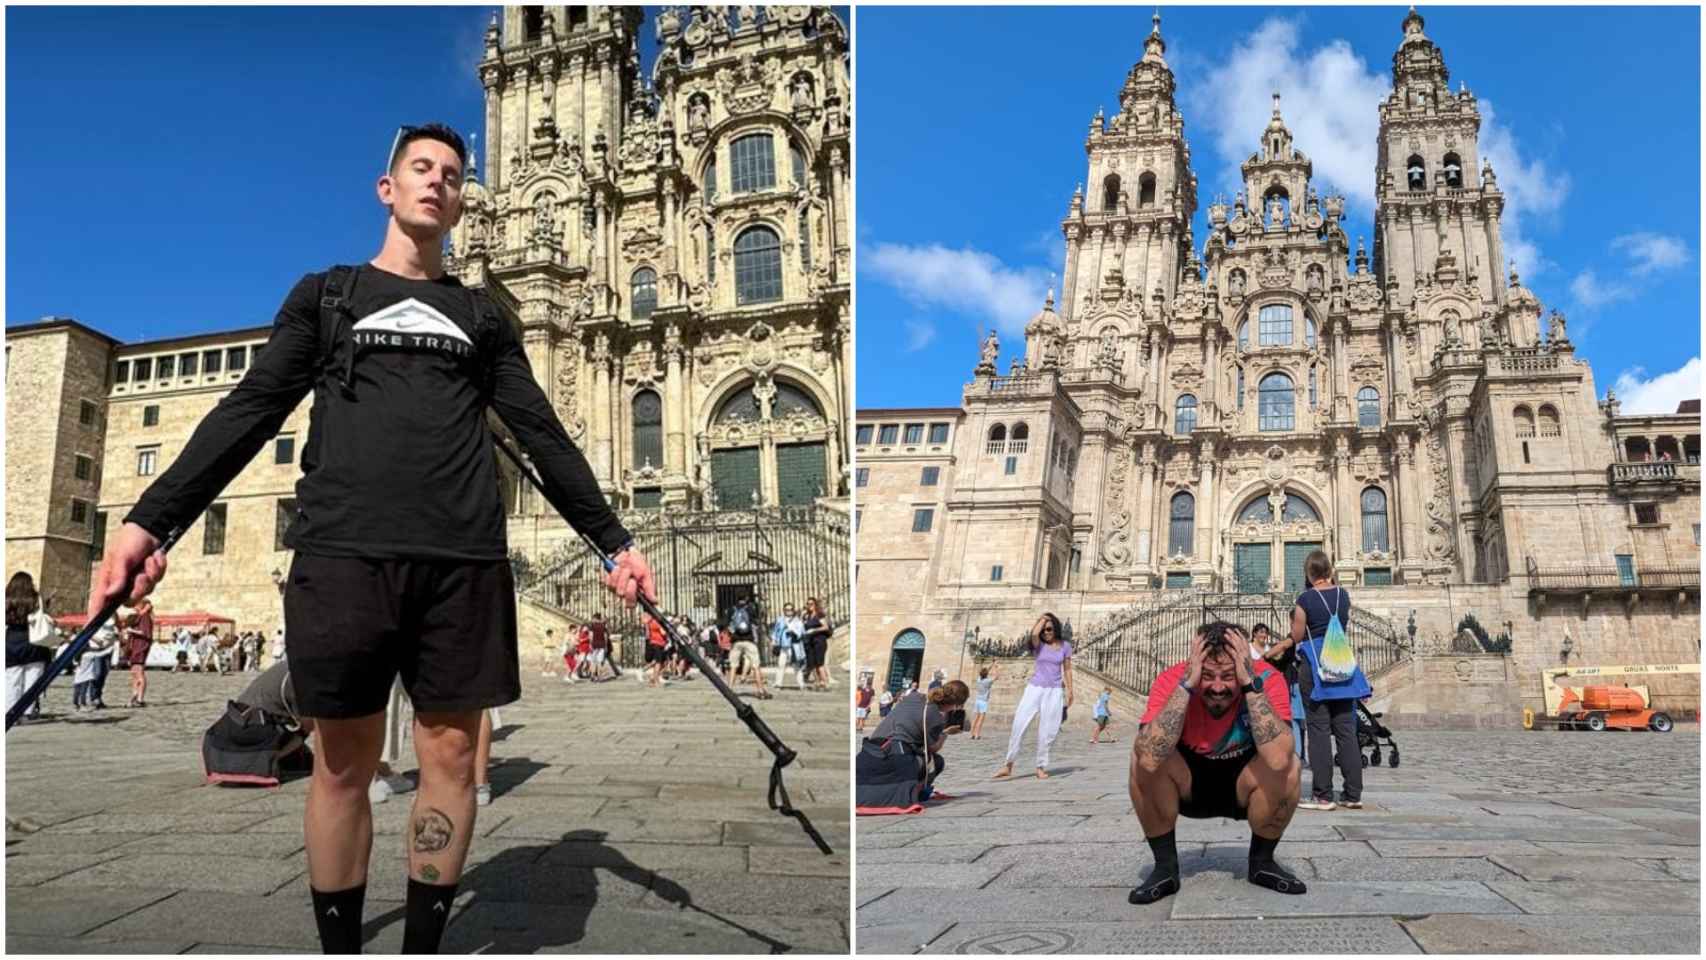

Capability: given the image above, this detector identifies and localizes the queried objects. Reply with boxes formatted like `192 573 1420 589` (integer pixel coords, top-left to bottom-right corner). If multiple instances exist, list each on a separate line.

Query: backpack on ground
201 700 306 787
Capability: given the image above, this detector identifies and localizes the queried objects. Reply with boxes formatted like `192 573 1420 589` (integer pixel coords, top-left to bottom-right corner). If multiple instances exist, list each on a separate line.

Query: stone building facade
4 6 852 644
450 5 851 525
855 9 1701 715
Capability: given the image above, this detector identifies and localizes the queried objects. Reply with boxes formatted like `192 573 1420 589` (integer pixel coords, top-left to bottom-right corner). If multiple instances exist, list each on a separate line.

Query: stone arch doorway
1227 488 1328 594
887 629 926 694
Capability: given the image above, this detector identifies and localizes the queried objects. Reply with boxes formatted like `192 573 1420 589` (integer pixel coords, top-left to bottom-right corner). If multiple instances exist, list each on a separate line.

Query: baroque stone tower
449 5 850 526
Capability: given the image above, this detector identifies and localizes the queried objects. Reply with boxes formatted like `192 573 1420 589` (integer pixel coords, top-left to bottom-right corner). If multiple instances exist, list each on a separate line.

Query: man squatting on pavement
88 123 657 954
1128 621 1306 904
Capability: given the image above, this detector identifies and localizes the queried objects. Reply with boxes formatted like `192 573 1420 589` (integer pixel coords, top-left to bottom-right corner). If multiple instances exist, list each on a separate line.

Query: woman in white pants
994 613 1075 779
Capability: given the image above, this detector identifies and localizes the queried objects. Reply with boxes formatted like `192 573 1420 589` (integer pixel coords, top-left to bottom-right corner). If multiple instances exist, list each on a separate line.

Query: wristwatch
1240 672 1264 695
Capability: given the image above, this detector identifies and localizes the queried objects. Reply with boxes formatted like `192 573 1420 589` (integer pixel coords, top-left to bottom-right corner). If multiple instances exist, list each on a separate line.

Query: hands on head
87 522 165 619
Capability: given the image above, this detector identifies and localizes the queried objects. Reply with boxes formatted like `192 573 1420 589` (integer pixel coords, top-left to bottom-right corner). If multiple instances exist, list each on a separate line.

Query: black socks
402 877 459 954
1129 830 1182 905
1248 833 1307 894
310 883 366 954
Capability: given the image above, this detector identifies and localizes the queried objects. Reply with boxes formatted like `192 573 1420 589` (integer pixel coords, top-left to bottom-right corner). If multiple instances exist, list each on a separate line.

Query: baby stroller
1355 700 1399 768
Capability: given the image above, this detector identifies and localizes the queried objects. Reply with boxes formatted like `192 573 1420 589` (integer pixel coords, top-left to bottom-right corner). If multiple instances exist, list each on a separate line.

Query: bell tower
1372 6 1507 313
1059 12 1198 324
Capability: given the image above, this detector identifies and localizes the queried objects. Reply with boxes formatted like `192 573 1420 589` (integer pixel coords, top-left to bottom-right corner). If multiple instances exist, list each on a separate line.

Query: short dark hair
389 123 467 174
1200 620 1242 659
1251 623 1271 637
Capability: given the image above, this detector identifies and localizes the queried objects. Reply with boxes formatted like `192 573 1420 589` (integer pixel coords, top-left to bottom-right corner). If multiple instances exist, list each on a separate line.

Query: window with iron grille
730 134 777 193
1635 502 1660 525
1168 492 1194 556
276 498 298 551
631 390 663 470
1259 373 1295 431
855 425 873 445
912 508 933 533
1363 567 1393 586
921 466 939 486
1361 487 1389 553
733 227 783 304
1258 304 1293 346
204 503 227 555
631 268 658 320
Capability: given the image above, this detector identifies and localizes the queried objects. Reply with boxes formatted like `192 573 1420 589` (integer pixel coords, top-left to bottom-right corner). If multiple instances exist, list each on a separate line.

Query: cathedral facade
450 5 851 524
855 9 1699 712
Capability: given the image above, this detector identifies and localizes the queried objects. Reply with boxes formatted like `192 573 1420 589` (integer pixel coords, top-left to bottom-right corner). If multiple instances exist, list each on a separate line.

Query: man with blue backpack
87 124 657 953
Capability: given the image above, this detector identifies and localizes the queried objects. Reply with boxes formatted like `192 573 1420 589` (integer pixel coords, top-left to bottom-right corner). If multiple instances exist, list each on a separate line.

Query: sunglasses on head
385 125 419 173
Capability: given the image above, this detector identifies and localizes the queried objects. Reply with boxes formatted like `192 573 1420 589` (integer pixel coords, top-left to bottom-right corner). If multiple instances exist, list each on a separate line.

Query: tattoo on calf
413 807 454 854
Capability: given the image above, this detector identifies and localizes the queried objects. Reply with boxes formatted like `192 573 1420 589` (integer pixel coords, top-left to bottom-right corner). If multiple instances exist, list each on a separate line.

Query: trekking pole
491 436 833 855
6 526 185 732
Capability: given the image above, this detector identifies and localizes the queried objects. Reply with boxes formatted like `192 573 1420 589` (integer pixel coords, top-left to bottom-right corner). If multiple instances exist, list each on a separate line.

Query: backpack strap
317 265 361 393
463 285 505 403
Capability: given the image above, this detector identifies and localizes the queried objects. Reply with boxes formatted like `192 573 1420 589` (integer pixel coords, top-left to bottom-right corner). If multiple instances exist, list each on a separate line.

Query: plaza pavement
856 720 1700 955
5 665 850 954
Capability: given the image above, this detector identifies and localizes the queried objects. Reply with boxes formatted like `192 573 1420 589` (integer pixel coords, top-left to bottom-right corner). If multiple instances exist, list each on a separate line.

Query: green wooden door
776 441 827 506
1234 543 1271 594
1284 541 1323 595
888 629 926 693
712 447 761 508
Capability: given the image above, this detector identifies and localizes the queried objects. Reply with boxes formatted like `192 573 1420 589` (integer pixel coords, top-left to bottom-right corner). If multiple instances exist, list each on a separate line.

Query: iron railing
1526 565 1701 592
973 591 1410 696
521 504 850 668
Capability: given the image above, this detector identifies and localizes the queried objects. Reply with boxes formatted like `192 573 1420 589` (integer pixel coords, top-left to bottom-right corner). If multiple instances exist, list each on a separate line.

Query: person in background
5 573 56 720
1090 686 1114 744
123 601 156 706
269 626 286 666
770 603 806 690
173 625 192 673
928 668 945 692
88 621 118 709
643 612 671 688
854 676 875 732
801 597 834 691
1290 551 1368 811
994 613 1074 780
878 687 895 719
969 664 999 740
856 680 971 808
1250 622 1305 763
72 622 118 712
473 708 501 807
368 678 414 805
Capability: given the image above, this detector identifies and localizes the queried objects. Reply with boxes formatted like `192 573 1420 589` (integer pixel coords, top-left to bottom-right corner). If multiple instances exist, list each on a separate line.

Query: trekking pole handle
6 526 184 732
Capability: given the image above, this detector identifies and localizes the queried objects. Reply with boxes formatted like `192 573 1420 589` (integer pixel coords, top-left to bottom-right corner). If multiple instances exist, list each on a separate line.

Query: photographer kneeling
1127 621 1305 904
856 680 971 808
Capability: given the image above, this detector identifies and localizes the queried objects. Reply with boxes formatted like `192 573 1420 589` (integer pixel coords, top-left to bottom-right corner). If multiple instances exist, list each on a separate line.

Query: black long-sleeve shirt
126 265 629 560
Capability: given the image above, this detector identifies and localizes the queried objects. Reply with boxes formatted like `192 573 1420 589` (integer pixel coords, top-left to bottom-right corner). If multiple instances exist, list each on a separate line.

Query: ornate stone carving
1100 441 1132 569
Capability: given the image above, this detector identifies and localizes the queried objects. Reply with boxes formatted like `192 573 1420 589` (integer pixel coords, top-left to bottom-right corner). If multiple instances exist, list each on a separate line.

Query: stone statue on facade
1269 195 1286 228
1228 270 1245 298
790 72 815 110
687 94 710 133
976 329 999 375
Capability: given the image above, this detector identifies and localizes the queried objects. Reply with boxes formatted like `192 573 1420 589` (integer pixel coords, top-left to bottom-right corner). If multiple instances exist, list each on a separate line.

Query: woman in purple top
994 613 1075 779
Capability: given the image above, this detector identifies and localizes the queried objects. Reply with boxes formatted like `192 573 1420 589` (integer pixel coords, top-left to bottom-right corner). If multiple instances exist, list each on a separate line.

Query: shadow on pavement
487 756 549 799
361 829 794 954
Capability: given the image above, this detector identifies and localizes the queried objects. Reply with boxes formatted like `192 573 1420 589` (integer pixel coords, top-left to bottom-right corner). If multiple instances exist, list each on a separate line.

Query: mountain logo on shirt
350 298 474 356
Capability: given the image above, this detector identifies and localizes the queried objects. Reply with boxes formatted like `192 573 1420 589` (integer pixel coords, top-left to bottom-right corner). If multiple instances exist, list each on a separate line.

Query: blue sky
856 5 1702 415
4 5 667 341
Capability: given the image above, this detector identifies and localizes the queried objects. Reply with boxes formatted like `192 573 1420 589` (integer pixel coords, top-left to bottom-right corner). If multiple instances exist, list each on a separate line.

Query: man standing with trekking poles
87 123 657 954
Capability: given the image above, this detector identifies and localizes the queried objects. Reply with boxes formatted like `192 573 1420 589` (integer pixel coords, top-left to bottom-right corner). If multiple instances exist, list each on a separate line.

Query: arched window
790 141 806 187
1138 172 1157 207
1624 437 1650 462
1010 422 1030 452
1237 321 1249 352
987 423 1006 454
631 267 657 320
1305 316 1316 348
1406 154 1426 191
1443 152 1463 189
703 160 717 202
1258 304 1293 346
1358 387 1380 427
1537 405 1561 438
1282 494 1320 523
1258 373 1295 431
730 133 777 193
1361 487 1389 554
715 383 763 423
1175 394 1197 435
733 226 783 304
1168 492 1194 557
774 380 823 418
1102 174 1121 211
632 389 663 469
1513 405 1535 438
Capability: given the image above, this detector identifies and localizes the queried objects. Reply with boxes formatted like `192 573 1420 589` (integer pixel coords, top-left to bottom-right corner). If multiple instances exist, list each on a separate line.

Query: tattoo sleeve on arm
1140 686 1189 765
1245 688 1287 747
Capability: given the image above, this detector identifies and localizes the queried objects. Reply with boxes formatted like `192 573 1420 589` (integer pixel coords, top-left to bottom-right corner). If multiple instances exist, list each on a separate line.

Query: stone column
1203 329 1219 423
829 148 848 280
1397 434 1422 562
591 336 613 483
1060 229 1083 317
482 68 504 191
1333 437 1354 557
664 334 685 475
1198 439 1218 571
1135 442 1157 566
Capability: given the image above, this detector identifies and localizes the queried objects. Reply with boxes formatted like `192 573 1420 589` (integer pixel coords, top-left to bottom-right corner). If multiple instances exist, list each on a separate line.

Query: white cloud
863 242 1051 337
1611 232 1691 276
1569 270 1633 310
904 319 936 352
1612 358 1702 414
1181 18 1565 279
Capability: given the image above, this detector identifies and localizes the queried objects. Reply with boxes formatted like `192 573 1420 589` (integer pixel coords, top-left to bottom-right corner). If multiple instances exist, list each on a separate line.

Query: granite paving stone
6 668 848 953
858 723 1700 954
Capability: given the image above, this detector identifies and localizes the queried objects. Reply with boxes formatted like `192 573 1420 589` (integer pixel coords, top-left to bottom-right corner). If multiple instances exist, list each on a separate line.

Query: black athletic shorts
644 643 668 664
1178 748 1254 821
283 553 519 719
